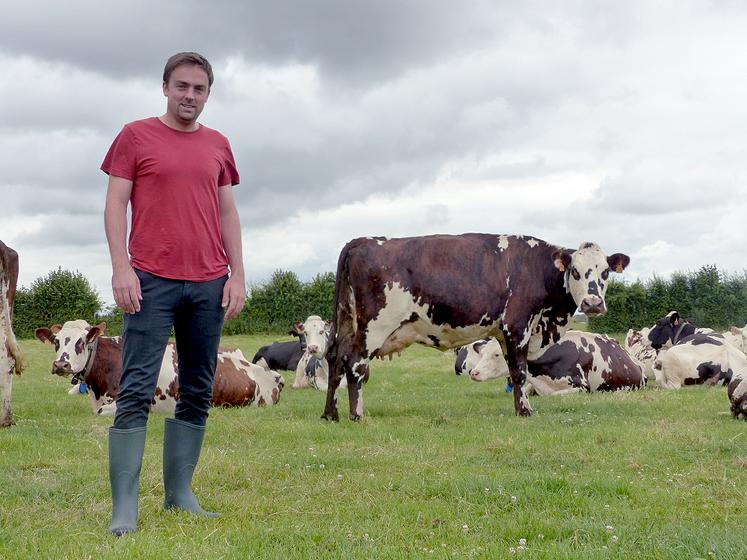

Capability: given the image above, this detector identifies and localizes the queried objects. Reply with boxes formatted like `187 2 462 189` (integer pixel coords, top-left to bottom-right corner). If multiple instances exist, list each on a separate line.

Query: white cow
655 332 744 390
722 325 747 352
292 315 346 391
624 327 659 383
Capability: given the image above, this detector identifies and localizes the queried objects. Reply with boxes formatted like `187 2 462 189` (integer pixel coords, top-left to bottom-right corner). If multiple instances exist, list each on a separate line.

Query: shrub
14 268 103 339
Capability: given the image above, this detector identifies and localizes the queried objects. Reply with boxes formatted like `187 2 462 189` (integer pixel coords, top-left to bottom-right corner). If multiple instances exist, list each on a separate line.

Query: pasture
1 334 745 560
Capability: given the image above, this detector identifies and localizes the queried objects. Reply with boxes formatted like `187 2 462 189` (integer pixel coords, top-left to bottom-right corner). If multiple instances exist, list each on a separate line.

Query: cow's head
469 338 509 382
300 315 330 358
289 321 308 349
35 320 106 377
552 242 629 316
647 311 681 350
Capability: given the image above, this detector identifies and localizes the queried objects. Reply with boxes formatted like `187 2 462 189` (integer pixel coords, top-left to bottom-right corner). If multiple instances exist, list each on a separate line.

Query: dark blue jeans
113 269 227 429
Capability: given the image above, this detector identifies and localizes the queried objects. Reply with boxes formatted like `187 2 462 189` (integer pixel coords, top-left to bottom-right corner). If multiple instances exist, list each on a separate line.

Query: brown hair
163 52 214 87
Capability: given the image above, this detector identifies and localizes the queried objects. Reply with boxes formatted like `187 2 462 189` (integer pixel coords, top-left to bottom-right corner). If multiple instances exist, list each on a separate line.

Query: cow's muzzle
51 361 73 376
580 296 606 316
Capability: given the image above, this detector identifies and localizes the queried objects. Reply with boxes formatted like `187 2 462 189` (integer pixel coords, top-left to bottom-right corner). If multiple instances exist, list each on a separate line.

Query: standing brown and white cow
323 234 629 420
36 320 284 415
1 240 26 427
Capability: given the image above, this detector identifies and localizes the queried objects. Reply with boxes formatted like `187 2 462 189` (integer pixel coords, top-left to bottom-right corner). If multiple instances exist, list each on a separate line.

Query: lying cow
728 368 747 420
470 332 646 394
655 332 740 390
323 234 629 420
647 311 713 351
36 320 284 415
454 339 489 376
292 315 346 391
1 240 26 427
722 325 747 352
252 321 307 371
624 327 658 382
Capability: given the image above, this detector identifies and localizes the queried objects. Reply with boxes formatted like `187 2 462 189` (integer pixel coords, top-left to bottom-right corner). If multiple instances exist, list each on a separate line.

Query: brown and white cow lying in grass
1 240 26 427
36 320 284 415
469 331 646 395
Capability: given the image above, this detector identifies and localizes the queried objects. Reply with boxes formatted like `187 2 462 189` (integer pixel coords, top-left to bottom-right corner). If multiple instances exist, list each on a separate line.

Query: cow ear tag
555 259 566 272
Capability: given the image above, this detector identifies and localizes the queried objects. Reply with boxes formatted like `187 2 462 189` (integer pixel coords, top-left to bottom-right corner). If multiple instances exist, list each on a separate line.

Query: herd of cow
1 234 746 428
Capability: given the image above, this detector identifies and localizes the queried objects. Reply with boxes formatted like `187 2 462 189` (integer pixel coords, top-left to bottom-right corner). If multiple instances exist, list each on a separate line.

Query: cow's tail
327 239 362 371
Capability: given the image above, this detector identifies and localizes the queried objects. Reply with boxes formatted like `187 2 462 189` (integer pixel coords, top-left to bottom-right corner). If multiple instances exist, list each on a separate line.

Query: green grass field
1 335 745 560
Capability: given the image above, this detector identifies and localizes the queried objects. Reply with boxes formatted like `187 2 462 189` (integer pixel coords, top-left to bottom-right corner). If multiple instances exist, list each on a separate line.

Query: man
101 52 245 536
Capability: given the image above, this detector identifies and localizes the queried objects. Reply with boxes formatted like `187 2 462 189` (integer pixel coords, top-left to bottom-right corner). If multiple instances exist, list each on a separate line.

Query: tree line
11 264 747 339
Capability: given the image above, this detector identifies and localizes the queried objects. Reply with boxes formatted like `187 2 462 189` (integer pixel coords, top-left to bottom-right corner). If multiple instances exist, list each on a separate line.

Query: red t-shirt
101 117 240 281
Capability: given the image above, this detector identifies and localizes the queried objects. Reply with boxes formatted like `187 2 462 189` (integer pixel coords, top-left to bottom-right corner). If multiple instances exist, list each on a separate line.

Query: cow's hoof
321 411 340 422
516 407 533 417
349 414 362 422
0 418 15 428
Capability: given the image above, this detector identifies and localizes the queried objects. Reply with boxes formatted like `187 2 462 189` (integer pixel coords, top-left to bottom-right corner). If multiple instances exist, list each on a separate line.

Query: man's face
162 64 210 125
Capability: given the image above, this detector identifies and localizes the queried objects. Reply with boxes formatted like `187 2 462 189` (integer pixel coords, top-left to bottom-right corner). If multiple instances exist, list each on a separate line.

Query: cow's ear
607 253 630 273
294 321 305 334
552 250 573 272
670 312 680 326
86 322 106 343
51 324 63 334
35 328 55 345
730 326 739 335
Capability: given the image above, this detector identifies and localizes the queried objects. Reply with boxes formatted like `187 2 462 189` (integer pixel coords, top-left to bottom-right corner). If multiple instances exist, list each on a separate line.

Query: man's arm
104 175 141 314
218 185 246 321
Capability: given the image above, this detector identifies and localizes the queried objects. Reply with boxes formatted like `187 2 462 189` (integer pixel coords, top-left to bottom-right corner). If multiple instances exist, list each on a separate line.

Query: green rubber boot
162 418 219 517
108 426 146 536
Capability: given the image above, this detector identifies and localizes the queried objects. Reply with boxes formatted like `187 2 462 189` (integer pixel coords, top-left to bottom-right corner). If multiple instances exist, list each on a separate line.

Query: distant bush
223 270 335 335
13 268 103 339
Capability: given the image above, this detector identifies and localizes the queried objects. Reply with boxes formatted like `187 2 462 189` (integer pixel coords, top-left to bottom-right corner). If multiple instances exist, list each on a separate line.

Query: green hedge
589 265 747 333
13 268 103 339
15 264 747 339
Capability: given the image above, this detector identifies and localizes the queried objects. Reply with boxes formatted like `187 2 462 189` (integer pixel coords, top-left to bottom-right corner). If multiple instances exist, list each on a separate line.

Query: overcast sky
1 0 746 307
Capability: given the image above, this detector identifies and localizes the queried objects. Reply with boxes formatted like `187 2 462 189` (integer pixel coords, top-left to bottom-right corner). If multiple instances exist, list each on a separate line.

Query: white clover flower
511 495 518 503
518 538 526 546
605 525 614 533
610 535 618 544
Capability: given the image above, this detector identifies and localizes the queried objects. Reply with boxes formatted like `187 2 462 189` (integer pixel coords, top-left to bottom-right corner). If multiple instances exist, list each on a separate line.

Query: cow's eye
601 269 609 280
571 267 581 281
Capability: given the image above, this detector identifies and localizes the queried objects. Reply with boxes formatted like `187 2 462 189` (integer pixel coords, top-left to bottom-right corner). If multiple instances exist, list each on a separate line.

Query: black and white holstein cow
454 339 489 376
469 332 646 394
323 234 629 419
1 240 26 427
654 332 741 390
647 311 713 352
36 320 284 415
251 321 307 371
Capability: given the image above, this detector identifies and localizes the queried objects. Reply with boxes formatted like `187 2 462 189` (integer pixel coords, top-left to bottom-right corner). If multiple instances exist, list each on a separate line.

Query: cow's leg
0 362 13 427
322 339 345 421
503 337 533 416
346 359 369 421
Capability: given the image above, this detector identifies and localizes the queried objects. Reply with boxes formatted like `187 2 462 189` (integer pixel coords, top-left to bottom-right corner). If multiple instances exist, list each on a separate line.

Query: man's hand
112 266 142 314
222 274 246 321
